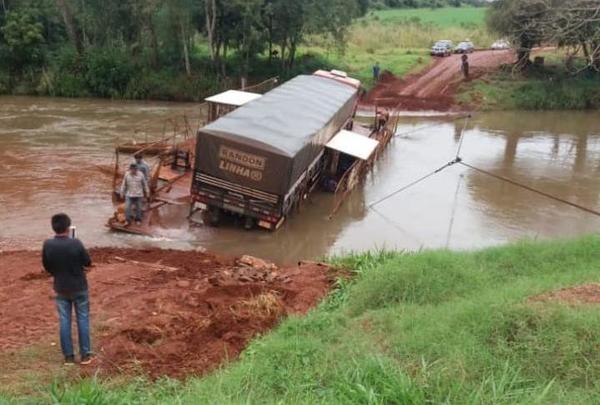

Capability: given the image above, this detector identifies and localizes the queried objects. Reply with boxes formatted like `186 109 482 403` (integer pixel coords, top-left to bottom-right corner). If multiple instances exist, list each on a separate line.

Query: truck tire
243 216 255 231
204 207 221 227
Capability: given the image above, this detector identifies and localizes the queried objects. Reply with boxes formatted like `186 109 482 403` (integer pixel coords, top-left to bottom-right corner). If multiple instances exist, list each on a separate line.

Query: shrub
84 46 134 98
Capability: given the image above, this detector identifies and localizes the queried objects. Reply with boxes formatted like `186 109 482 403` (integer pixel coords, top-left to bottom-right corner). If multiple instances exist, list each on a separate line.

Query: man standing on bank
42 213 94 365
120 163 150 226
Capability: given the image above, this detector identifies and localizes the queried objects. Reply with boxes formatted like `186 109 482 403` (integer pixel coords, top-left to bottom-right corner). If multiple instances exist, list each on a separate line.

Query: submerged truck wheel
244 216 255 231
204 207 221 227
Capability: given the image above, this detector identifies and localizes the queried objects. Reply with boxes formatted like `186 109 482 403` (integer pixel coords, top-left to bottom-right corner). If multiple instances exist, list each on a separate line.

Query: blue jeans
55 291 91 358
125 196 143 222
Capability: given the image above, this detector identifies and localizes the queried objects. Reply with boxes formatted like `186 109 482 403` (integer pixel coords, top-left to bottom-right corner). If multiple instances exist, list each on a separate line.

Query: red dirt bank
361 50 515 111
0 248 336 378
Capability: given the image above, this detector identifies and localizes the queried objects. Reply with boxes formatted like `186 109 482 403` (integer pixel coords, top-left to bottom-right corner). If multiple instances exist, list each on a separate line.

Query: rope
368 157 462 208
459 161 600 218
454 115 470 159
370 205 423 245
394 114 470 138
445 174 463 249
367 115 470 209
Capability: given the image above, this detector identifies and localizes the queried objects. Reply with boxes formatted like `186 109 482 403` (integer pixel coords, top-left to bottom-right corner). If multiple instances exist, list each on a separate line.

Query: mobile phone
69 226 77 239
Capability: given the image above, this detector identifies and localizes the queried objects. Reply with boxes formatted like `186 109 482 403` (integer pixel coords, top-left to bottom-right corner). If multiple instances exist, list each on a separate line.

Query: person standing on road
42 213 94 366
373 62 381 81
461 54 470 79
134 153 150 180
120 163 149 226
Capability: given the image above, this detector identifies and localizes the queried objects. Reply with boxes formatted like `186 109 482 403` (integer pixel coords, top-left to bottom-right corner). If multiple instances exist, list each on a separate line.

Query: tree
1 9 45 71
226 0 265 77
55 0 83 55
548 0 600 72
488 0 600 72
165 0 199 76
487 0 549 68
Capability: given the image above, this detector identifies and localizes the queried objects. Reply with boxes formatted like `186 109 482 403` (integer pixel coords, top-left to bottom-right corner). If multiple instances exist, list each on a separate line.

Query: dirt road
362 49 515 111
0 248 336 380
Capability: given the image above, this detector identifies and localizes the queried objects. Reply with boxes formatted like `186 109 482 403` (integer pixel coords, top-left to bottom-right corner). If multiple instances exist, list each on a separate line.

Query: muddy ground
0 248 336 379
531 284 600 305
361 49 515 110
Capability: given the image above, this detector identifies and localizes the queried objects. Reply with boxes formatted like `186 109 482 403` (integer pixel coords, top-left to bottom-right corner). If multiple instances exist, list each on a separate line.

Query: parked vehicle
430 40 454 57
190 71 361 231
455 41 474 54
491 39 511 50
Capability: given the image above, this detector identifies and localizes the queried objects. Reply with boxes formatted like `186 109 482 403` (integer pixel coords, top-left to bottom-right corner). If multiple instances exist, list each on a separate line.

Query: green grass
365 6 487 28
7 235 600 403
300 44 430 88
458 65 600 111
300 6 491 88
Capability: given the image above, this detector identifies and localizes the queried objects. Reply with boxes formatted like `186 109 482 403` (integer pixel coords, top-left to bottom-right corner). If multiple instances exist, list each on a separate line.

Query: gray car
455 41 475 54
431 40 454 57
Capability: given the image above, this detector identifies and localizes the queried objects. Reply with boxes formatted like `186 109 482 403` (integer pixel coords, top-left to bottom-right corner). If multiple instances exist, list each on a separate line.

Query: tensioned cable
368 115 470 209
454 115 470 158
459 161 600 218
367 157 461 209
368 112 600 226
445 174 463 249
370 205 423 245
393 114 470 138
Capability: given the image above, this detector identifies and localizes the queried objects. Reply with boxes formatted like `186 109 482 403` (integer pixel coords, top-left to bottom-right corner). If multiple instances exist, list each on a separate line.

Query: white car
491 40 510 50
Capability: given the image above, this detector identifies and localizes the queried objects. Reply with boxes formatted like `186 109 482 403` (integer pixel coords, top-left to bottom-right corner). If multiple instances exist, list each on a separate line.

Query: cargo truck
190 71 361 230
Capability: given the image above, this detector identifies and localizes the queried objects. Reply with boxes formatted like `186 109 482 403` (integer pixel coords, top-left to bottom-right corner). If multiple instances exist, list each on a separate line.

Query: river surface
1 96 600 264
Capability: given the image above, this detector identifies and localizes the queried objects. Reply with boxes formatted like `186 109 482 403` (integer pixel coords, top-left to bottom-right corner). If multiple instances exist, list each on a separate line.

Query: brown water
2 96 600 264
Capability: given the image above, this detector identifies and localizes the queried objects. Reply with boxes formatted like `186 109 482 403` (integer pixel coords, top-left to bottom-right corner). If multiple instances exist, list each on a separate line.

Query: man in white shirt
120 164 149 226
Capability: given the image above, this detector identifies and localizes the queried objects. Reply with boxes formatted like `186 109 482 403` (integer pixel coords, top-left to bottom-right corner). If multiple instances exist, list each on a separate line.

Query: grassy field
299 43 430 88
365 6 487 27
5 235 600 403
457 52 600 111
303 6 490 88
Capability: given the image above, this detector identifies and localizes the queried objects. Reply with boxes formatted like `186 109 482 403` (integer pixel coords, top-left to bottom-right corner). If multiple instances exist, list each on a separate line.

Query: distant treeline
369 0 488 9
0 0 366 100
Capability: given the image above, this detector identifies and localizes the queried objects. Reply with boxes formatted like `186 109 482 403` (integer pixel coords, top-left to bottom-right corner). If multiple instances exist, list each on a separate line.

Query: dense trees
487 0 600 71
0 0 365 99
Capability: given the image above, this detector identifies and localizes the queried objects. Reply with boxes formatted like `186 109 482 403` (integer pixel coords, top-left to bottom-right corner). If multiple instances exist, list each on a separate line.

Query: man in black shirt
42 213 93 365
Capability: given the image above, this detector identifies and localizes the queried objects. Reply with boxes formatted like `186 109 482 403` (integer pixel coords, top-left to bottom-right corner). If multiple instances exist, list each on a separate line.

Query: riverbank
0 247 336 395
458 64 600 111
3 236 600 402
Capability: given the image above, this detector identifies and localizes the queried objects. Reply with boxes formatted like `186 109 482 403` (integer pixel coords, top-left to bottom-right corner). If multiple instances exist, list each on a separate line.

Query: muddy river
1 96 599 264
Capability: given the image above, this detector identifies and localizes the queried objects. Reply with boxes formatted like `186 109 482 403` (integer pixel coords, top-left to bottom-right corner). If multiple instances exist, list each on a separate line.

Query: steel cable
393 114 470 138
459 161 600 218
367 158 461 208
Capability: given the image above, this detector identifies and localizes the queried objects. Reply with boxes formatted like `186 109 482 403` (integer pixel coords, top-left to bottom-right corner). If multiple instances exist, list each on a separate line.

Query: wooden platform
108 168 192 236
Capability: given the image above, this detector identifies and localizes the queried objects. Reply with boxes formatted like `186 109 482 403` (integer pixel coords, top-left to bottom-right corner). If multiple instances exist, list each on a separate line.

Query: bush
0 70 10 94
84 46 135 98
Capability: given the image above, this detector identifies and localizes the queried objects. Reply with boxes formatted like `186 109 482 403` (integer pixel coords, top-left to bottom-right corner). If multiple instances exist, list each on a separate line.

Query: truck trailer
191 72 361 230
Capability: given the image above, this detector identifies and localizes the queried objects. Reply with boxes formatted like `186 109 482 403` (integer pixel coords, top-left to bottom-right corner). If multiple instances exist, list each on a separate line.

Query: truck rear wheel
204 207 221 227
243 216 255 231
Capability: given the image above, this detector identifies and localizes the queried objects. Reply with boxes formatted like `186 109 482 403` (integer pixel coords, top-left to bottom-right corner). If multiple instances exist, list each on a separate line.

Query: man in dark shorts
461 54 470 79
42 213 94 365
373 61 381 81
